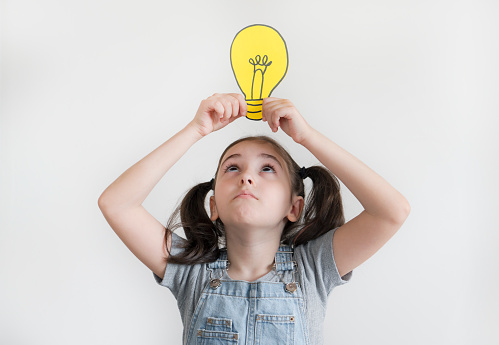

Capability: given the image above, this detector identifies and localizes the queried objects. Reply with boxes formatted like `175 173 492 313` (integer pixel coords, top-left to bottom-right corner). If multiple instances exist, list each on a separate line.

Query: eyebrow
221 153 283 169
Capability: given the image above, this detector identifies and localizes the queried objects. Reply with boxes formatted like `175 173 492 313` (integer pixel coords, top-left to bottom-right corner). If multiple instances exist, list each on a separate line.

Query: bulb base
246 99 263 120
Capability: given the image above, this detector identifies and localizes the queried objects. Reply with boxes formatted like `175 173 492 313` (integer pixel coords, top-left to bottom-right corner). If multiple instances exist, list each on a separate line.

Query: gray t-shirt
153 227 352 345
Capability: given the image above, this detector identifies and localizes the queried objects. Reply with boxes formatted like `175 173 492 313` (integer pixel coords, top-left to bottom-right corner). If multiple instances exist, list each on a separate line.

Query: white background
1 0 498 344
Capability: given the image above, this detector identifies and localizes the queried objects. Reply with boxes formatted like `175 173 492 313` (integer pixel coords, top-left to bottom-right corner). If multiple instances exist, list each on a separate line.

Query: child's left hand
262 98 313 144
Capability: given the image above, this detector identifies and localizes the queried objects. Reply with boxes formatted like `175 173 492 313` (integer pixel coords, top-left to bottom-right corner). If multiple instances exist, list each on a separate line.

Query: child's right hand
189 93 247 137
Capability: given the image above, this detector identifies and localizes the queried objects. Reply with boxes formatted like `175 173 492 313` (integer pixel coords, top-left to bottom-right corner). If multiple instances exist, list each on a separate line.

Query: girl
98 93 410 345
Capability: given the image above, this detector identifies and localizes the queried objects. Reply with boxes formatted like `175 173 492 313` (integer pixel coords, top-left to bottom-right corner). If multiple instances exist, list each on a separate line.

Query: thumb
263 97 278 105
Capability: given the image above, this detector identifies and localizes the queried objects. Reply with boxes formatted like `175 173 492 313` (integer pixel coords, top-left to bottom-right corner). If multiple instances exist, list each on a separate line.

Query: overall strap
207 245 296 272
207 250 228 270
274 244 296 272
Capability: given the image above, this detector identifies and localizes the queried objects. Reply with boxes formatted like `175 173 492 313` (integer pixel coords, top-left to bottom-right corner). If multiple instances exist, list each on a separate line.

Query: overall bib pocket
255 314 295 345
197 317 239 345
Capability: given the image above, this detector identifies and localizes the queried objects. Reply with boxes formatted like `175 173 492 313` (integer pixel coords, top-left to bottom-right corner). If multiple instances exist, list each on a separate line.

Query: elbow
98 195 105 210
98 193 121 220
98 191 133 215
393 197 411 225
97 191 111 212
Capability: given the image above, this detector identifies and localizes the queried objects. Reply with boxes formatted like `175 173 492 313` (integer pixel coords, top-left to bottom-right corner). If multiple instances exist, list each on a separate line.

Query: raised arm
98 93 246 279
262 98 410 277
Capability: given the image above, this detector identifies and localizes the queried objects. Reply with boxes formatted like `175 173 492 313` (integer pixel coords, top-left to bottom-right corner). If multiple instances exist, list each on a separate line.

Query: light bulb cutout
230 24 288 120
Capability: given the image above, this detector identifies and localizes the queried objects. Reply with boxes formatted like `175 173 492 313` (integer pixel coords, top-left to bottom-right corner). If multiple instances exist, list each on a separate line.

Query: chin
221 212 264 228
224 215 258 227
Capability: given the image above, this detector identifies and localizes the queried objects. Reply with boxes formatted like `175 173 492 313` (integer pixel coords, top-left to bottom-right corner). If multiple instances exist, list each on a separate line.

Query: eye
261 164 276 173
224 164 239 173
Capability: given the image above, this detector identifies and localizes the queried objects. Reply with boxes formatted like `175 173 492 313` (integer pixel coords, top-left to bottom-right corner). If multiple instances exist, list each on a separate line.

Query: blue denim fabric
186 245 310 345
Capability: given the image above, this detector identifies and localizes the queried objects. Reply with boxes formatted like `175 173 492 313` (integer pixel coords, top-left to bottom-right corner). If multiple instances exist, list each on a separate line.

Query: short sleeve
294 227 352 300
152 232 206 301
152 232 212 340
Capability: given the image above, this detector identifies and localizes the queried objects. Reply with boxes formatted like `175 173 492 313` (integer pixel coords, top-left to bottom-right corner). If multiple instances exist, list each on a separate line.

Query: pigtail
293 166 345 246
165 181 221 265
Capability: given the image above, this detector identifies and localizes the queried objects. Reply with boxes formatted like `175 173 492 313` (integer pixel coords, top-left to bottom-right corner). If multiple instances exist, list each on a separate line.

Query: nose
240 171 253 185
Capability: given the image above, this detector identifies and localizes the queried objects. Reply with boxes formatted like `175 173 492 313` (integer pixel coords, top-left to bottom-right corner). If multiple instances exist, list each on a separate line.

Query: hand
261 98 312 144
189 93 247 137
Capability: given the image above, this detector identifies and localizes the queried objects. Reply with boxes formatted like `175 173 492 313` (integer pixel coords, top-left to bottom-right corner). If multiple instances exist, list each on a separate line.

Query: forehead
220 140 284 164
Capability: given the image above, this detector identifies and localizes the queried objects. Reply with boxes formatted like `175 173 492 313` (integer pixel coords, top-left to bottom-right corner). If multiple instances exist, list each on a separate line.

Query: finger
229 96 239 118
213 101 225 118
263 97 278 105
274 113 281 131
272 107 287 132
261 101 268 122
262 102 279 124
268 116 279 132
262 102 270 122
274 119 280 132
221 99 232 121
264 97 283 113
264 110 276 132
226 93 246 118
270 110 279 132
228 111 244 124
233 94 247 117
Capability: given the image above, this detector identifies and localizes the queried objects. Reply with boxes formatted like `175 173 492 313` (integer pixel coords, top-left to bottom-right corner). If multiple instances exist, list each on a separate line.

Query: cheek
268 186 293 210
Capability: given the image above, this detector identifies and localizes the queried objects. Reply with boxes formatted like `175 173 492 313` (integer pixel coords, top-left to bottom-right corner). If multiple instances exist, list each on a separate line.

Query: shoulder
294 228 352 289
294 228 335 259
153 232 209 288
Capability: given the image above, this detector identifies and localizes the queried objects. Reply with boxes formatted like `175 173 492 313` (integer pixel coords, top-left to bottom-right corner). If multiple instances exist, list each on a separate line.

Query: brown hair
164 136 344 265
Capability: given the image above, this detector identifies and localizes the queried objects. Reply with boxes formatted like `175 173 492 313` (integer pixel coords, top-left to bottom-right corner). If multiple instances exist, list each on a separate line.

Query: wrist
184 121 206 142
298 126 319 147
295 124 316 145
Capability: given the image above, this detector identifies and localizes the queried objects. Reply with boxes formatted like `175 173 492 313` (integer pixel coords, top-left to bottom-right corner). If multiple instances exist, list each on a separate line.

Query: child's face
210 141 303 232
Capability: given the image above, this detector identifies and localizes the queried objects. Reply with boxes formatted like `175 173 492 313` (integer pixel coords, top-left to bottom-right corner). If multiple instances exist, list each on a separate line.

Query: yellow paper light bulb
230 24 288 120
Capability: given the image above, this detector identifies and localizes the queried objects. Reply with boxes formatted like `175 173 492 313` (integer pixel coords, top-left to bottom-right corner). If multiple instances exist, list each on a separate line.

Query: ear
209 196 219 221
286 195 304 222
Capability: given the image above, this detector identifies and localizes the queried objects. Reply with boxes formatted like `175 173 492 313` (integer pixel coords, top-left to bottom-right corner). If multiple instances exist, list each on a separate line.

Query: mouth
235 191 258 200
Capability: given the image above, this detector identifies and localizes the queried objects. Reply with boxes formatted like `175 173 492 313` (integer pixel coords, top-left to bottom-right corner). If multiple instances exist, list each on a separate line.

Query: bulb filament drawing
249 55 272 100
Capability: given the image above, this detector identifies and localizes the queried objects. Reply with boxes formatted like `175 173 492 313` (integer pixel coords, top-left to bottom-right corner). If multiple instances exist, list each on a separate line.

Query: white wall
1 0 498 344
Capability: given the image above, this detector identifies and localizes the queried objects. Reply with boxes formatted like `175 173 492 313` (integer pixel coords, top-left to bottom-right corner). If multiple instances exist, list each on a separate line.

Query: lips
234 190 258 199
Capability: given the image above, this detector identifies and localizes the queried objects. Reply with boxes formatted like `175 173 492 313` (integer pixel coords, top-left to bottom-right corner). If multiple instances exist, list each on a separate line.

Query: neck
224 225 282 282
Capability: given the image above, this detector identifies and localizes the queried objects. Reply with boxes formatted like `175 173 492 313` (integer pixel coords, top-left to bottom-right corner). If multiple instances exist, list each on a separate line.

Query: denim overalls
186 244 310 345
